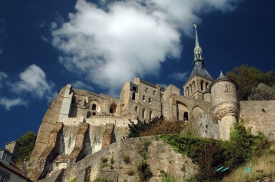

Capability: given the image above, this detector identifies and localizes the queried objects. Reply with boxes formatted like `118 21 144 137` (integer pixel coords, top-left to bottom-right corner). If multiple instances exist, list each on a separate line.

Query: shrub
127 170 135 176
160 171 176 182
160 119 271 182
101 157 108 163
93 177 109 182
17 131 37 165
138 140 151 160
127 116 186 138
123 155 131 164
110 157 115 165
137 160 152 182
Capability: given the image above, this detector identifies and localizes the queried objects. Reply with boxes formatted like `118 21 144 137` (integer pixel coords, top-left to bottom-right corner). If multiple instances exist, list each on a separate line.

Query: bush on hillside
17 131 37 165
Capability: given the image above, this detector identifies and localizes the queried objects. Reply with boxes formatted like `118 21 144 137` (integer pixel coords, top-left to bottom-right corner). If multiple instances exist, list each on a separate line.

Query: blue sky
0 0 275 147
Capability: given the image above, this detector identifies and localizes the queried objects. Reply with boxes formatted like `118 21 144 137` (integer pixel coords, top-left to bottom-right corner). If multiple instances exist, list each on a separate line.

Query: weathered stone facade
38 137 197 182
27 25 275 181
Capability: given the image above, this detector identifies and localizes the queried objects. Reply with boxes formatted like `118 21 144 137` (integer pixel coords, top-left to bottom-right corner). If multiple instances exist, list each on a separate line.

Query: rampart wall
39 136 197 182
240 100 275 140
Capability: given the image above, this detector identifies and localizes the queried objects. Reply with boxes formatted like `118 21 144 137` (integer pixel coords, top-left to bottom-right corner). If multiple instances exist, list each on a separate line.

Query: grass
222 141 275 182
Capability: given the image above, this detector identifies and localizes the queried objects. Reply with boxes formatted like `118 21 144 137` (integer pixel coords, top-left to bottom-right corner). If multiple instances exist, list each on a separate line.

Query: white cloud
169 71 189 81
51 0 241 95
0 97 29 110
0 71 8 87
11 64 57 102
72 80 94 91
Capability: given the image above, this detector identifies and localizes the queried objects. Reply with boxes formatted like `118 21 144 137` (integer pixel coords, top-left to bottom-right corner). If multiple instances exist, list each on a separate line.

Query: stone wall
30 86 67 166
240 100 275 140
39 136 197 182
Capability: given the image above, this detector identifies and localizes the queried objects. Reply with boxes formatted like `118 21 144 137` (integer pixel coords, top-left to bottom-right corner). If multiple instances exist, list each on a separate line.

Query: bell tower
183 24 214 100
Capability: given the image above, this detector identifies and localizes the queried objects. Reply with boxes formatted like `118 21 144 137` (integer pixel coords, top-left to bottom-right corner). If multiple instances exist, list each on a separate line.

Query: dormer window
0 149 12 164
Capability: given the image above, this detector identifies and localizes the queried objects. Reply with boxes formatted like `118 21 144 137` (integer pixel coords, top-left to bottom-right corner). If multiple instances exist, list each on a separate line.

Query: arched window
201 80 204 91
142 95 145 102
149 111 153 120
92 104 96 110
109 103 117 114
149 97 151 104
184 112 188 121
135 106 138 112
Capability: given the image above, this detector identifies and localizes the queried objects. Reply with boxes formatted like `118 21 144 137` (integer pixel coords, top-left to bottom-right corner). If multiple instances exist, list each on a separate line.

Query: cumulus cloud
51 0 241 94
0 97 29 110
169 71 189 81
11 64 57 102
72 80 94 91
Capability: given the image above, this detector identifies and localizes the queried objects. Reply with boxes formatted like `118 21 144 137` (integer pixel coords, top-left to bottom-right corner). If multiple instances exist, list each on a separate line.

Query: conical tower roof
187 24 213 81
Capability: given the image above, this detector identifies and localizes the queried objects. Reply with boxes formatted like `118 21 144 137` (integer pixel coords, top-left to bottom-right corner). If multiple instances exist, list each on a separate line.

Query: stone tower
184 24 213 100
210 72 238 140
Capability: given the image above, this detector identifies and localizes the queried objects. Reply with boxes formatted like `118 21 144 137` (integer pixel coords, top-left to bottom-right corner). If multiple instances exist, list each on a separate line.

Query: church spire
193 24 203 63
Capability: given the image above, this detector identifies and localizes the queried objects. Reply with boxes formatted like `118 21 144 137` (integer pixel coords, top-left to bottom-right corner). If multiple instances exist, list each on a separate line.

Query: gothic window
142 108 146 119
109 103 117 114
201 80 204 91
92 104 96 110
149 97 151 104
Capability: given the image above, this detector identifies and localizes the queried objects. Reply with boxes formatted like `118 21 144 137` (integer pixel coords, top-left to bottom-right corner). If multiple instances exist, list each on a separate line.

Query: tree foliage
17 131 37 164
161 120 271 182
127 116 186 138
226 65 275 100
248 83 275 100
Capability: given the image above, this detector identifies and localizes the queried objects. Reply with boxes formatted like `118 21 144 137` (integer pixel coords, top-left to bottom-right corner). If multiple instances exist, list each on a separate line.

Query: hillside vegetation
127 117 272 182
16 131 37 165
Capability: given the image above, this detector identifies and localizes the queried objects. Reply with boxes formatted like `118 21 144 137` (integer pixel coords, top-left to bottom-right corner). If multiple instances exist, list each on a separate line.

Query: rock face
27 76 275 181
38 136 197 182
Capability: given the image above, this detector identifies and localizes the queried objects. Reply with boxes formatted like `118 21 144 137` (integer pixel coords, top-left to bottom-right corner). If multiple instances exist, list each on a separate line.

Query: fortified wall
26 25 275 181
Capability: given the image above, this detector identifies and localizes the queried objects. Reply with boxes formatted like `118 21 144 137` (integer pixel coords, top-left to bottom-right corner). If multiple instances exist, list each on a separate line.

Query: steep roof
187 24 213 82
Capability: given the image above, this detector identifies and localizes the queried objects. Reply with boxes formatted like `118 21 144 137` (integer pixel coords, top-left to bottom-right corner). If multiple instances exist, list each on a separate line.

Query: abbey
25 25 275 181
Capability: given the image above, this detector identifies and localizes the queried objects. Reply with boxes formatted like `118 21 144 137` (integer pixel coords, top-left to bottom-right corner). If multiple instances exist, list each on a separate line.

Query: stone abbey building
20 25 275 181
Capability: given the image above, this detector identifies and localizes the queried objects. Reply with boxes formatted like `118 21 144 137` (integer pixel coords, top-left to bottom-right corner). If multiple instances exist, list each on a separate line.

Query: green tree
17 131 37 165
226 65 275 100
248 83 275 100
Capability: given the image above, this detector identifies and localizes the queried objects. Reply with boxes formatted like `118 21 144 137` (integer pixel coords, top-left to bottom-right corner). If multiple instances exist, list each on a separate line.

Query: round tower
210 72 238 140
